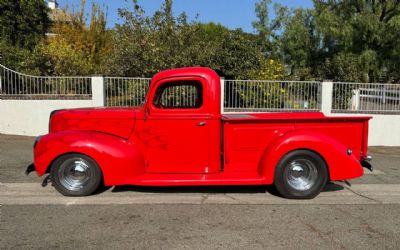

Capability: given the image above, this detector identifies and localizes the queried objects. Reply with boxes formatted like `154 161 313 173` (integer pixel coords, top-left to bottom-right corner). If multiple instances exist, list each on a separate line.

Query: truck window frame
152 80 203 110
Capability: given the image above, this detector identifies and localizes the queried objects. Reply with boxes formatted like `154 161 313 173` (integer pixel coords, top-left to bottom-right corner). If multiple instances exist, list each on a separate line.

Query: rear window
153 81 203 109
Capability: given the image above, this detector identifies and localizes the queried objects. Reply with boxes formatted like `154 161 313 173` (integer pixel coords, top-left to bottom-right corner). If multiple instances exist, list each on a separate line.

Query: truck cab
32 67 371 199
137 67 221 174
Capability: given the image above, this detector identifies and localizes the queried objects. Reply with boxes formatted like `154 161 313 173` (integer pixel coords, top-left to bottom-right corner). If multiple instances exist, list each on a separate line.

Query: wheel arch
258 129 363 184
34 130 146 186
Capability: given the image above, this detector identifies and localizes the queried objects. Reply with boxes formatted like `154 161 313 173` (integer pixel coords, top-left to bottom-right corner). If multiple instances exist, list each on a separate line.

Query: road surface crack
301 219 347 250
200 194 208 204
224 193 248 203
336 182 382 204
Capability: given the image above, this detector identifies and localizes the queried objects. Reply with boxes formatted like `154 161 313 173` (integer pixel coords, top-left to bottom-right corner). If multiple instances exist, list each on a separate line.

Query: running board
125 173 266 186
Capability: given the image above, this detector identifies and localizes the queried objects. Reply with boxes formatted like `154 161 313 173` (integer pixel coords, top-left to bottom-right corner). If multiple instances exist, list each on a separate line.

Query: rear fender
259 130 363 184
34 131 145 186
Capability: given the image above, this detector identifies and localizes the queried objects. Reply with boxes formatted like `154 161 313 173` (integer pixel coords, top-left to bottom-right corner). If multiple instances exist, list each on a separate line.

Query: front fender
259 130 363 184
34 131 145 186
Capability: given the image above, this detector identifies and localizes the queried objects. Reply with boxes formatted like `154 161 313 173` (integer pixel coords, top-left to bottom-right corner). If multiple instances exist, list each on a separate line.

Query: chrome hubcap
59 158 90 191
286 159 318 191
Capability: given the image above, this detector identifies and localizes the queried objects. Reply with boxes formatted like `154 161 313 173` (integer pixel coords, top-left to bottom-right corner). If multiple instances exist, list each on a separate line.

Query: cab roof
151 67 220 84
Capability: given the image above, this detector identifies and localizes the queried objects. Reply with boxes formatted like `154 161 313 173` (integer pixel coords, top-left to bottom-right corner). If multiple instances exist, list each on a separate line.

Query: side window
153 80 203 109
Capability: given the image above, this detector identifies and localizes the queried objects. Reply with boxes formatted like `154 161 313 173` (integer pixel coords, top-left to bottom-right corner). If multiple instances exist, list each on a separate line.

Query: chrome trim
285 159 318 191
58 157 91 191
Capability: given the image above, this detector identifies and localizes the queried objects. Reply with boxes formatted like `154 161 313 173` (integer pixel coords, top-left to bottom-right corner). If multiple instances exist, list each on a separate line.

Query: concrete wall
321 81 400 146
1 77 399 146
0 76 104 136
0 100 99 136
367 115 400 146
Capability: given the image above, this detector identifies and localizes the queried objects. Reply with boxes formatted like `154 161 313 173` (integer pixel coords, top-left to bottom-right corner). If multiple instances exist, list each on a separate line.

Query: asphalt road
1 134 400 249
2 204 400 249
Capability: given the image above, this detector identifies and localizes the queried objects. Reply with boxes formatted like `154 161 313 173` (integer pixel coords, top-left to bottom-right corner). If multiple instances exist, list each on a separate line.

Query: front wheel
274 150 328 199
50 154 102 196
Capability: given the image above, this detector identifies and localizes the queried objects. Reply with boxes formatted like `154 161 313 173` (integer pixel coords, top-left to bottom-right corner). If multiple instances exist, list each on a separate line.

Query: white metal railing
2 63 399 114
0 64 92 100
104 79 323 113
332 82 400 114
105 77 150 107
223 80 322 113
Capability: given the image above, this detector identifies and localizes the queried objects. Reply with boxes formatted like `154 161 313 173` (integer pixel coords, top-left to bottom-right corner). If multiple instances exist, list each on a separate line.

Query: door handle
197 121 207 126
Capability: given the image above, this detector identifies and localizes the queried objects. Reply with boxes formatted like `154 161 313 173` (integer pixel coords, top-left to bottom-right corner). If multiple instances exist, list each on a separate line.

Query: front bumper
25 163 35 175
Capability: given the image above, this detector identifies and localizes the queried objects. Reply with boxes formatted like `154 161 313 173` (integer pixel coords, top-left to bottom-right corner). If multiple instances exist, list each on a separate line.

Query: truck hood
49 107 137 139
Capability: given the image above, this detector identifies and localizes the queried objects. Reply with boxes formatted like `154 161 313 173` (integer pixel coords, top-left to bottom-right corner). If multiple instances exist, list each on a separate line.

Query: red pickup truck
30 67 372 199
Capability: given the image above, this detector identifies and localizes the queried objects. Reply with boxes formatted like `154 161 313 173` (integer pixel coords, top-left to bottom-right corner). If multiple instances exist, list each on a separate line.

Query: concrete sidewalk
1 182 400 205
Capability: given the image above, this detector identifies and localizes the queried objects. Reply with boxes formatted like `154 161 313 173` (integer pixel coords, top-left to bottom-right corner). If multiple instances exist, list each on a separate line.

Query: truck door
144 77 215 174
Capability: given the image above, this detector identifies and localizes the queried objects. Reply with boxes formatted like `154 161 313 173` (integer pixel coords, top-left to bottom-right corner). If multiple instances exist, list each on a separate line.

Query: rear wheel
50 154 102 196
274 150 328 199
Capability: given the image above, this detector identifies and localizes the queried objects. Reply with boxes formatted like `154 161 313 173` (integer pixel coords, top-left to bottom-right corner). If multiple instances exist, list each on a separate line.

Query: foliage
108 1 199 77
0 40 28 71
206 27 269 79
0 0 50 49
279 8 317 80
1 0 400 83
315 0 400 82
274 0 400 82
0 0 51 73
107 1 281 80
252 0 288 57
316 52 365 82
249 58 284 80
36 0 112 76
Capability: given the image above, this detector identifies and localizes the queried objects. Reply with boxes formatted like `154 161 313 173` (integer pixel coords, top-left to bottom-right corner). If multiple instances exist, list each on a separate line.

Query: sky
56 0 314 33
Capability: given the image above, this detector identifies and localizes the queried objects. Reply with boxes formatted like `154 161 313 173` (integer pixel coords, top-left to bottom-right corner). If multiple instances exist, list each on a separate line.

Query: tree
0 0 51 73
0 0 50 49
280 9 315 80
109 0 281 79
0 39 31 72
313 0 400 82
36 0 113 76
266 0 400 82
252 0 287 57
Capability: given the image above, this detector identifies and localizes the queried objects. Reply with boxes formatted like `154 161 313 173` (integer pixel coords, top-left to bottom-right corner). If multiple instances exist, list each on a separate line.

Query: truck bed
222 112 371 177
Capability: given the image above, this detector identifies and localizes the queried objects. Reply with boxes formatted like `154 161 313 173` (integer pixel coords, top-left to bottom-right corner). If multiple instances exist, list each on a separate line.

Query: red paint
33 67 371 187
